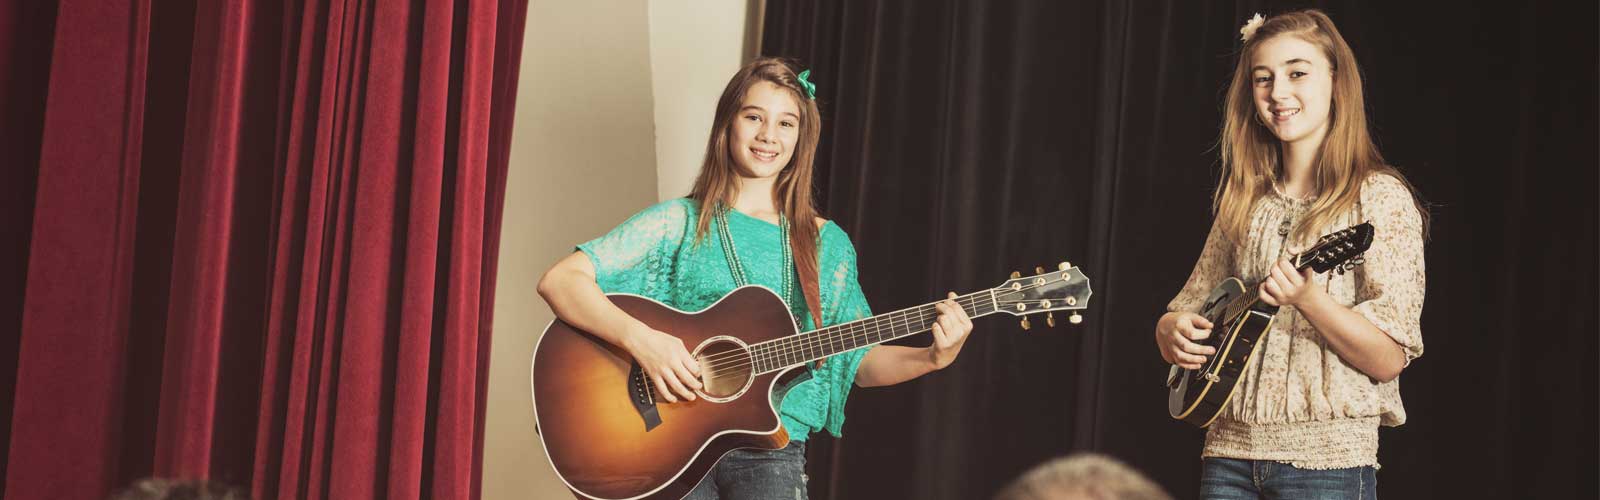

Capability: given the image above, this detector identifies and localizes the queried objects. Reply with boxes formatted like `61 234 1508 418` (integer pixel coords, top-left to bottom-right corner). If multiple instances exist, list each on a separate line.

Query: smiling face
1250 35 1334 148
726 81 802 180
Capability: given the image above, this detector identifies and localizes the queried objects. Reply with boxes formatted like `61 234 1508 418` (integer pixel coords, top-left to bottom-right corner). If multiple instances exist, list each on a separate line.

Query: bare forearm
536 254 644 349
540 252 707 401
1295 293 1407 382
854 345 939 387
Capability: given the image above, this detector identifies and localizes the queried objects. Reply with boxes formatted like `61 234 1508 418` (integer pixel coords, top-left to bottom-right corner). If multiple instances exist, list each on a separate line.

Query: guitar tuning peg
1035 266 1045 274
1058 262 1070 271
1020 316 1032 331
1046 312 1056 327
1010 271 1021 279
1069 313 1083 324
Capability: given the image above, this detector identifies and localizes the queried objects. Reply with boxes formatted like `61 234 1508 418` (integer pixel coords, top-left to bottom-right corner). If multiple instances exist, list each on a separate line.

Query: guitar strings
695 276 1079 374
640 276 1080 402
725 275 1075 370
693 275 1071 371
693 292 990 373
664 301 1100 399
688 291 990 368
694 275 1063 367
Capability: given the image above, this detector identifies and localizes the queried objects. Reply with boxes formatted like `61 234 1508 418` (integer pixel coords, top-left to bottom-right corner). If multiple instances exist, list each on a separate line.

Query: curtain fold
7 0 154 496
3 0 529 498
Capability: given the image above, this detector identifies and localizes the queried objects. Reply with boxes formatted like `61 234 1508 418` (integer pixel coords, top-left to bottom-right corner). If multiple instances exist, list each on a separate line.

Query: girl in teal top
577 197 871 439
538 58 975 500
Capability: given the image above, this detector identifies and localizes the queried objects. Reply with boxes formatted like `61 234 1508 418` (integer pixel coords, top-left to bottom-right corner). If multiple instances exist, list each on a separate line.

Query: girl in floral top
538 58 975 500
1154 10 1428 500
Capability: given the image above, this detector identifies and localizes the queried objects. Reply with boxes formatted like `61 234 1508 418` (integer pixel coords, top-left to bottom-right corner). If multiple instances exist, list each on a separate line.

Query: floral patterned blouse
1168 174 1426 469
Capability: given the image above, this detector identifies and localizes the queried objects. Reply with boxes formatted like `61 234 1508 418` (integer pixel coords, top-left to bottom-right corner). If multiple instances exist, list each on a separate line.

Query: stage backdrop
0 0 528 498
761 1 1597 499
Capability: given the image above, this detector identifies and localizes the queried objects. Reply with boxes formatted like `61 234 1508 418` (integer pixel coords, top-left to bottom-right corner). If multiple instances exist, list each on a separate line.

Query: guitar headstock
1296 222 1375 274
993 262 1093 329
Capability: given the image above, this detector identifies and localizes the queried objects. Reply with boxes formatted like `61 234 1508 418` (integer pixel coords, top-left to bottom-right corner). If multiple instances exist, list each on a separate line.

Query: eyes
1252 71 1310 86
742 114 798 129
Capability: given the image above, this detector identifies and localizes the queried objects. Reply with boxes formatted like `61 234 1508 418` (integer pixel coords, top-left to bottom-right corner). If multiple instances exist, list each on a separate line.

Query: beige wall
483 0 659 498
483 1 757 499
647 0 757 200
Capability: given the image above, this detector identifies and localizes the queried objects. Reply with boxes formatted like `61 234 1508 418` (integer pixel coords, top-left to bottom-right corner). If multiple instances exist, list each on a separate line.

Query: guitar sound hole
694 337 755 401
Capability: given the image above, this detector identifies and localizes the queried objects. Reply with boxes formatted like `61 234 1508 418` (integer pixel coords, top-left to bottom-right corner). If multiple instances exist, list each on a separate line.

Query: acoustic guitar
532 263 1092 499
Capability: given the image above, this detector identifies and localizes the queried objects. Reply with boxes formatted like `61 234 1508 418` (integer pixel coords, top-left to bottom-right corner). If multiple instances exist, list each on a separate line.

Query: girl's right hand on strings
621 324 703 403
1157 312 1218 370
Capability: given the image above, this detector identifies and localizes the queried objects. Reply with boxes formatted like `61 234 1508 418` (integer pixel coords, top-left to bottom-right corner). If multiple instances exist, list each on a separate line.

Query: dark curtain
763 1 1597 499
0 0 528 498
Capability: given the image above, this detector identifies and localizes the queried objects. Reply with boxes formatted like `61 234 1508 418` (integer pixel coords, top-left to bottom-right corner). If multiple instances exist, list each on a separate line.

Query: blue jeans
1201 458 1377 500
683 441 808 500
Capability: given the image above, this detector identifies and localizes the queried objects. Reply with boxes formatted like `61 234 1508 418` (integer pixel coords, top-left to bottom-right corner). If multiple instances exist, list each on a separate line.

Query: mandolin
1166 222 1373 427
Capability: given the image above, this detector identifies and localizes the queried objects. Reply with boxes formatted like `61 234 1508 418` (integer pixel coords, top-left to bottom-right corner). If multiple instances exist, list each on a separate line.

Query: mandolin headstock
1295 222 1374 275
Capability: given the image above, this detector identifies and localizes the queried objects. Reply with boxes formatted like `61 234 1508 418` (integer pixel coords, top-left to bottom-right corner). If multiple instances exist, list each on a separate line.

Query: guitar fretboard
748 291 998 374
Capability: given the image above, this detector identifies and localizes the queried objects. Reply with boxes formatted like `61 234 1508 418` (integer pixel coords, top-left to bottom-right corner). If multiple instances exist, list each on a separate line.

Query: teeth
1275 109 1299 117
752 149 778 159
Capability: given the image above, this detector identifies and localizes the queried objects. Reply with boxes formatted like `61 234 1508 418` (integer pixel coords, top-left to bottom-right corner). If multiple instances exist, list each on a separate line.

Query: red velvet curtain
0 0 527 498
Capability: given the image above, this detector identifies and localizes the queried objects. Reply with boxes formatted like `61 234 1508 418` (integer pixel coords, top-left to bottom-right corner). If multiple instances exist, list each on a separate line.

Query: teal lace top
577 198 875 440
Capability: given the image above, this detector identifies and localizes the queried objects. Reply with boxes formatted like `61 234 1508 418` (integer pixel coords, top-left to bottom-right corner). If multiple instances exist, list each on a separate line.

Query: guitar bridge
628 363 663 431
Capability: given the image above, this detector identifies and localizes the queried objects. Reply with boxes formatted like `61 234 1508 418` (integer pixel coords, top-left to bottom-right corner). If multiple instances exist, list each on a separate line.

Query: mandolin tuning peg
1058 262 1070 271
1035 266 1045 274
1010 271 1021 279
1020 316 1032 331
1046 312 1056 327
1069 312 1083 324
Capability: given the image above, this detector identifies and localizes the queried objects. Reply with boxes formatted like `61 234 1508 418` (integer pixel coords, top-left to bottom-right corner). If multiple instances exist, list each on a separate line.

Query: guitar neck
750 290 999 374
1226 253 1320 318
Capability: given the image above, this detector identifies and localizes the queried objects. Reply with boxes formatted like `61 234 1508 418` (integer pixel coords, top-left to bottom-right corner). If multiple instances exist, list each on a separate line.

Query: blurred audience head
111 478 249 500
995 453 1172 500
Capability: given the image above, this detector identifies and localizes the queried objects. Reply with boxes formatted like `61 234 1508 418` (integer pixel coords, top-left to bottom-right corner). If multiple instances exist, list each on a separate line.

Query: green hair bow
797 69 817 99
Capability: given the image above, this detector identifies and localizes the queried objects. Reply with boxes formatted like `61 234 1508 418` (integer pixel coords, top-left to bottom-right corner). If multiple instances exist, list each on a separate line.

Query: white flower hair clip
1239 13 1265 42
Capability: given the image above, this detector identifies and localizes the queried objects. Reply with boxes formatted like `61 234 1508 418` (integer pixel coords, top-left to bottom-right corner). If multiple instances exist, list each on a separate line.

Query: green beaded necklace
715 207 794 308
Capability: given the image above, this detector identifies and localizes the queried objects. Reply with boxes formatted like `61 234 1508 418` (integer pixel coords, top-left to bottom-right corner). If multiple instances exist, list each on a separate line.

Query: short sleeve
1168 217 1236 313
1350 174 1427 362
822 225 873 326
818 223 873 436
576 199 695 297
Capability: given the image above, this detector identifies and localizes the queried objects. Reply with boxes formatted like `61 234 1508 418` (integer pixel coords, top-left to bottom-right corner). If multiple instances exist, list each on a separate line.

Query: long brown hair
1216 9 1427 244
688 57 825 326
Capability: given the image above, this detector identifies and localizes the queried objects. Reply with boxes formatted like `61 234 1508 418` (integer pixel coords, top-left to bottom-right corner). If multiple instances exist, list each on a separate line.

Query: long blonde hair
688 57 825 325
1216 9 1427 244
